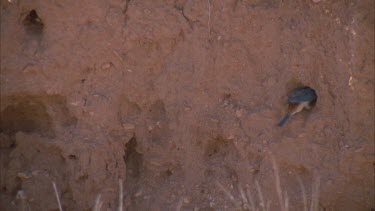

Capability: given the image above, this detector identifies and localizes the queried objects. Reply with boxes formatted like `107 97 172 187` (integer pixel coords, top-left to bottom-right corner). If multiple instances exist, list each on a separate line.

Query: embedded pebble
183 196 191 204
235 109 244 118
227 134 235 140
122 123 135 130
17 172 32 179
101 63 112 70
134 190 143 197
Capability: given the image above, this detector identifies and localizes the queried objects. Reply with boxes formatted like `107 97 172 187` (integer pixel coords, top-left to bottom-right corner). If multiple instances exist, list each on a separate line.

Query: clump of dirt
1 0 374 210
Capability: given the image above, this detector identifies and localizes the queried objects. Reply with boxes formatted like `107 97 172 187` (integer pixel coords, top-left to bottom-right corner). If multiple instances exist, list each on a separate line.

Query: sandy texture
1 0 374 210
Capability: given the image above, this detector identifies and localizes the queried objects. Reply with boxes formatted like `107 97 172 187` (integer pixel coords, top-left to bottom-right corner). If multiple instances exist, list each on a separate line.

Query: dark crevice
68 154 77 160
0 99 55 138
123 137 143 179
174 1 193 29
124 0 131 13
22 9 44 35
123 0 131 18
23 10 44 27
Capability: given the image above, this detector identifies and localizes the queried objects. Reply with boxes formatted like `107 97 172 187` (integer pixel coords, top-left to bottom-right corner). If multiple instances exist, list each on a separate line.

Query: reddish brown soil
1 0 374 210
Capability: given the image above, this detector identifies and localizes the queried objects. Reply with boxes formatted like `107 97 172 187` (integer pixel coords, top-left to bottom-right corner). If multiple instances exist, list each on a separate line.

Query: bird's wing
288 88 315 103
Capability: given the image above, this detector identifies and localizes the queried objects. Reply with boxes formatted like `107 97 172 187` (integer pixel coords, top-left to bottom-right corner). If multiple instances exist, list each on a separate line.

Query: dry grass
207 0 211 35
118 179 124 211
269 152 288 211
49 153 321 211
175 197 184 211
216 152 321 211
297 175 308 211
93 194 103 211
52 181 63 211
52 179 124 211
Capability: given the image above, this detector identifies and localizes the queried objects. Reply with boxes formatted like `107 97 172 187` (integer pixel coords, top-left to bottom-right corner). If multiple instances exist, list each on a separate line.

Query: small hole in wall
23 10 44 27
68 154 77 160
22 9 44 35
123 137 143 179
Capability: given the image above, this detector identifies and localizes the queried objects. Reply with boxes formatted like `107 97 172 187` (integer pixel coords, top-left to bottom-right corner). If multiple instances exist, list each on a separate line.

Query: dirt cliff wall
1 0 374 210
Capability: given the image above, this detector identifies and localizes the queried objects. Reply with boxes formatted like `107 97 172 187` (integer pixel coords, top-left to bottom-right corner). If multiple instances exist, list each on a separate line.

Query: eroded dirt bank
1 0 374 210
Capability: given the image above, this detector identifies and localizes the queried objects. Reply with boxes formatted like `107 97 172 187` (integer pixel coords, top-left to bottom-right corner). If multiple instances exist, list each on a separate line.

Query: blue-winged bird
278 86 317 126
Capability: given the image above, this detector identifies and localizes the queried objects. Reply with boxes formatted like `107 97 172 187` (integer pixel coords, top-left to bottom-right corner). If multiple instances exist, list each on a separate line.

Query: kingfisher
278 86 317 126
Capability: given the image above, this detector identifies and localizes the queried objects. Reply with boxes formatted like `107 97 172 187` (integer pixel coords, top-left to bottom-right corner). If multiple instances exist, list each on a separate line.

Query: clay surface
1 0 374 210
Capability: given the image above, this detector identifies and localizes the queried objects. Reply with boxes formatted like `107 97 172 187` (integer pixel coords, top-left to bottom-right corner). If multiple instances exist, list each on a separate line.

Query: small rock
17 172 32 179
184 106 192 111
235 109 244 118
312 0 321 3
156 121 162 128
101 63 112 70
249 168 258 174
122 123 135 130
227 134 235 140
16 190 26 200
183 197 191 204
70 101 81 106
134 190 143 197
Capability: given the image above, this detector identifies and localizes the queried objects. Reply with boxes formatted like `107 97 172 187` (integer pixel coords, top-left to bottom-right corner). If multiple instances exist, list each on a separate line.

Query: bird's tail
277 113 290 127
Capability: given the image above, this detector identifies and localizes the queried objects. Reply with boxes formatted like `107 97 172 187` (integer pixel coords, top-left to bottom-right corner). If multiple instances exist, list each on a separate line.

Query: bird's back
288 87 317 103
